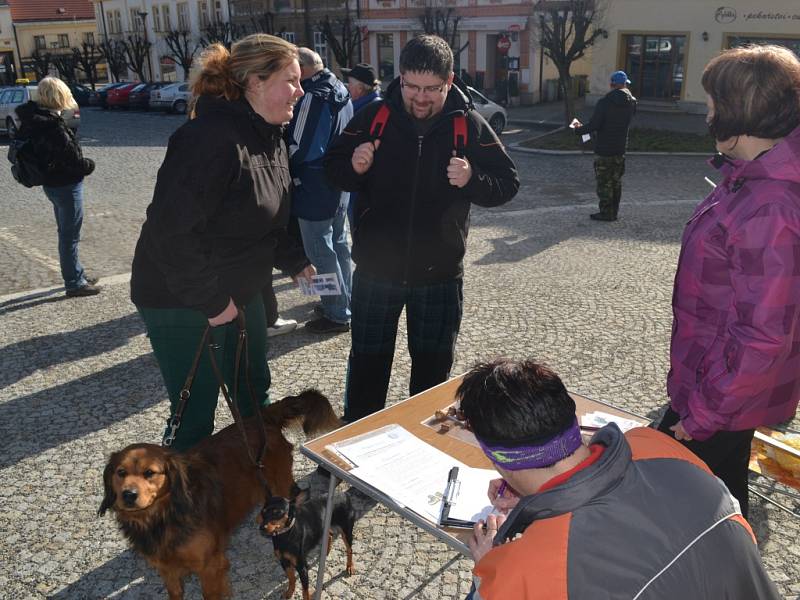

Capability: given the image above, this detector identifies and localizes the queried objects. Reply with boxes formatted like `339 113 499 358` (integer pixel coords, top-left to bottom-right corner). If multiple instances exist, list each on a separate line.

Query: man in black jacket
571 70 637 221
324 35 519 422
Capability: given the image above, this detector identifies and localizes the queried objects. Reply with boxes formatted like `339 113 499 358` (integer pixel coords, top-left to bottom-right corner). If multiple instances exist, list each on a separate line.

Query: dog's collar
270 516 295 536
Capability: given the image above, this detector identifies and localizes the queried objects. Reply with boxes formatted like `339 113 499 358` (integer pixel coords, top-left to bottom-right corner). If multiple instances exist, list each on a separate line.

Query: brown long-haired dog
99 390 341 600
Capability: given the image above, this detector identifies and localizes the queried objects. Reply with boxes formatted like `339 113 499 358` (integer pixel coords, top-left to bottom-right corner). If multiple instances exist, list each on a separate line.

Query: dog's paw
283 588 294 599
346 565 356 576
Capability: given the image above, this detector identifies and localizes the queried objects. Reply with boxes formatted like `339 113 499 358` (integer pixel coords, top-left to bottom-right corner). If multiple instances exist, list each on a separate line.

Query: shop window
377 33 394 82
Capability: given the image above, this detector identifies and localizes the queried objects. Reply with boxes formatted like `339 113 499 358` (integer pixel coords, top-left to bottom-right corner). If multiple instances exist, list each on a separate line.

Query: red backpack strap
369 104 391 139
453 114 468 157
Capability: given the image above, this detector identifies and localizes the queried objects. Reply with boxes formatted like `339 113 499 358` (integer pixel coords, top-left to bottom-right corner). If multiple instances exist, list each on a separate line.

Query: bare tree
163 29 199 78
200 21 245 49
122 34 152 81
535 0 605 125
29 49 52 81
317 13 362 69
419 6 468 65
51 53 78 83
248 11 278 35
72 42 104 89
98 38 128 82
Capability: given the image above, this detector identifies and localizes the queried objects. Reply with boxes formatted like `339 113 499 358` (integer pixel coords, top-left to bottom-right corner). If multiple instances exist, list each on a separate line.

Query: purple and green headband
476 418 582 470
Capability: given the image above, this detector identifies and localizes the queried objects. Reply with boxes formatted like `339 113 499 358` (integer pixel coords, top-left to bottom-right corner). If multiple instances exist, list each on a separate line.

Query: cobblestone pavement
1 110 798 599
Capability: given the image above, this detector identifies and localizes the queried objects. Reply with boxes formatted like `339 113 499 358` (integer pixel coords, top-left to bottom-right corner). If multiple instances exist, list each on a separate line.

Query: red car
106 83 140 109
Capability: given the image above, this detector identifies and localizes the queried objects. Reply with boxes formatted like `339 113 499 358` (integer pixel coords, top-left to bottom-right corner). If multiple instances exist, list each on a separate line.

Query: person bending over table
457 358 779 600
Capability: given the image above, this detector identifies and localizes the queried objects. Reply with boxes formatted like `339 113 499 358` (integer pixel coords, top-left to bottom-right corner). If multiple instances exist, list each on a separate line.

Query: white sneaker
267 316 298 337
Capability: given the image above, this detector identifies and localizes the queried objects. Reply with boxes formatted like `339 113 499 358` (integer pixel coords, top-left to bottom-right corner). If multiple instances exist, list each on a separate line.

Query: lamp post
138 10 154 81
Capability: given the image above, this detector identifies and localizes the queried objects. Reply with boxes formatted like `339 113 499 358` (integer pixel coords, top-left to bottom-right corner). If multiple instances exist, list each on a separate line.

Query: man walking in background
288 48 354 333
571 70 637 222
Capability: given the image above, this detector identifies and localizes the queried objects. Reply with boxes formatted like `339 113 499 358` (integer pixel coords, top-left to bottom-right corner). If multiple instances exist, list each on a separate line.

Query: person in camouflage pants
571 70 637 221
594 155 626 219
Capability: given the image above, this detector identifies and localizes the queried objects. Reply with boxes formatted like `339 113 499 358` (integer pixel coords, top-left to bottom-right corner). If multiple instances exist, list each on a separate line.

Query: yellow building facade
587 0 800 112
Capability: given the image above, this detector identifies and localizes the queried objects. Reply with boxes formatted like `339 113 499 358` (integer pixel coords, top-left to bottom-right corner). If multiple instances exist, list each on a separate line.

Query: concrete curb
507 141 711 157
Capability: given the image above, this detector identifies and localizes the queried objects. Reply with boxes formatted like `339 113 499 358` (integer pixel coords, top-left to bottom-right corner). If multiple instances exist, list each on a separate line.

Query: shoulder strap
369 103 390 139
453 114 468 157
368 104 469 154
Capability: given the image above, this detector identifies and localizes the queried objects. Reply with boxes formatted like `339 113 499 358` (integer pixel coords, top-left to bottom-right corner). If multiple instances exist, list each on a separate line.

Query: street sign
497 35 511 54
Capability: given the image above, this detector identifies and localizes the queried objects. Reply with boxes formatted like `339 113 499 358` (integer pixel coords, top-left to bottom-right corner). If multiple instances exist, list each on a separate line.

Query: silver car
467 86 507 134
149 82 192 114
0 85 80 137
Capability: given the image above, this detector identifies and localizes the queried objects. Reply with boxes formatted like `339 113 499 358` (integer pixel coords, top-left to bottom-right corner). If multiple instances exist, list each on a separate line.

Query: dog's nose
122 489 138 507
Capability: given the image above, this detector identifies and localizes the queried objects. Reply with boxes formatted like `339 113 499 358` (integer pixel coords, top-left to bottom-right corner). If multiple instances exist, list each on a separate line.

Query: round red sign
497 36 511 54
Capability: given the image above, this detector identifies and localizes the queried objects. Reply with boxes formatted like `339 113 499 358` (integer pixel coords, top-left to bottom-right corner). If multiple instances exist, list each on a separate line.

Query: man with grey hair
287 48 354 333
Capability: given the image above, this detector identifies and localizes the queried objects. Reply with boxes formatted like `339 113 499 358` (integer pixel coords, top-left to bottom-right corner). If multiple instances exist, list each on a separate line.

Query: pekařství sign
715 7 737 23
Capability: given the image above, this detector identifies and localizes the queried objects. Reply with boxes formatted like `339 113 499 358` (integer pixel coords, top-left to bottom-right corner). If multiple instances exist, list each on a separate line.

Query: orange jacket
472 425 778 600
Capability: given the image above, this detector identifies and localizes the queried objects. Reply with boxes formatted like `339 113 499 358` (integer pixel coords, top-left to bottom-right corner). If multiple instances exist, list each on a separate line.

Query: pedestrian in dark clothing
130 35 314 451
16 77 99 297
341 63 382 228
660 45 800 518
324 35 519 422
571 70 637 221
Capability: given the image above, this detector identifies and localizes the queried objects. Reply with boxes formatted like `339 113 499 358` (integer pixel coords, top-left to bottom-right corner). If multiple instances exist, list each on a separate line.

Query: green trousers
593 155 626 218
138 295 270 451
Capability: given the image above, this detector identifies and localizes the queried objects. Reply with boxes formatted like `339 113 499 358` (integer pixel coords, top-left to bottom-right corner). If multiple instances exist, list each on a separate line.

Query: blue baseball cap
610 70 631 85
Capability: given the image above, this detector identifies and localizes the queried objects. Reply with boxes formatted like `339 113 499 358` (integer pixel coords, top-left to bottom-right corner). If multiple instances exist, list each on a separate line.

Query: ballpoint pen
497 480 507 498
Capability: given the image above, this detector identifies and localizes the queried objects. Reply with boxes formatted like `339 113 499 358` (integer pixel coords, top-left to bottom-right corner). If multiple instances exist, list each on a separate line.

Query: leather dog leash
162 307 273 497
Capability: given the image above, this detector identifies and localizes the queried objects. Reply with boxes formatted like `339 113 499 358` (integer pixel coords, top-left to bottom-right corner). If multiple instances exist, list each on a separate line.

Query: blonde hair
37 77 78 111
190 34 298 100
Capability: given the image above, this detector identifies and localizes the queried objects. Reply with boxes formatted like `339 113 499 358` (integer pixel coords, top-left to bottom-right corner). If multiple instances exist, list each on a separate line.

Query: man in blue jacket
288 48 354 333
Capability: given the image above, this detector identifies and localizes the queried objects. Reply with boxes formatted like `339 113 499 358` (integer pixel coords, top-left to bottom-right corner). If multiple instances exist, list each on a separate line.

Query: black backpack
8 136 47 188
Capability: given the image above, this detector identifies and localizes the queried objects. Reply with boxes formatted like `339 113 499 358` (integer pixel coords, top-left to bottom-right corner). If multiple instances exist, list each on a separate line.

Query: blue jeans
298 204 352 324
43 182 88 291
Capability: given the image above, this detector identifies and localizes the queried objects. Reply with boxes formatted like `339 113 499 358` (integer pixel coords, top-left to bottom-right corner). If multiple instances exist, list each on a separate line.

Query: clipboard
439 466 498 529
440 466 473 528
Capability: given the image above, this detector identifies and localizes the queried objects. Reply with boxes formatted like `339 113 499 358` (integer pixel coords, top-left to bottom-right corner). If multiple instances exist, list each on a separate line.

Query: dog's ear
291 484 309 506
98 454 118 516
165 451 192 509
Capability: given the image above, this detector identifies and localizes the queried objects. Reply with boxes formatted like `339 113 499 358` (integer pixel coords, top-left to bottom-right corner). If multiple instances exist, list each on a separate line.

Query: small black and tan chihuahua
258 489 356 600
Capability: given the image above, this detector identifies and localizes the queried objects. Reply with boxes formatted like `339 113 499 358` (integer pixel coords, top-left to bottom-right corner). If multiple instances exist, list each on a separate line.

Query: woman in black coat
131 35 314 451
16 77 98 297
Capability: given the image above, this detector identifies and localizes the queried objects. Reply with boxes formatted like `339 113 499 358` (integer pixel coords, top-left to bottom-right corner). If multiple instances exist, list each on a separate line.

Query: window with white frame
313 31 328 66
84 32 95 45
281 32 296 43
153 5 161 31
107 10 123 34
177 2 190 30
162 4 172 30
34 35 46 50
130 8 142 32
198 1 210 27
58 34 69 48
214 0 224 22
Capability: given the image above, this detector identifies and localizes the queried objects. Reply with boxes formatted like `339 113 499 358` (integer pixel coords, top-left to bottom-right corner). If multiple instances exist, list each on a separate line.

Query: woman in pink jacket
660 45 800 518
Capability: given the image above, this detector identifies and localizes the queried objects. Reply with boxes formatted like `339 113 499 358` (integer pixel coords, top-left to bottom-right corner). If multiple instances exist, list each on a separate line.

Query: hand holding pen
488 478 521 513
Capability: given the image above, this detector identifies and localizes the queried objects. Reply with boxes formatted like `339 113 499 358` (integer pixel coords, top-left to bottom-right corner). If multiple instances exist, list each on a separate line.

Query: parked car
105 82 139 109
128 82 169 110
68 83 98 107
0 85 80 137
149 82 192 114
467 86 507 134
97 81 131 109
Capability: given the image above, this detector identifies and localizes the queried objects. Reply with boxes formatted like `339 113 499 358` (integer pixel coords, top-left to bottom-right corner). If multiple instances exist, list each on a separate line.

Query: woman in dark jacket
16 77 98 297
131 35 313 451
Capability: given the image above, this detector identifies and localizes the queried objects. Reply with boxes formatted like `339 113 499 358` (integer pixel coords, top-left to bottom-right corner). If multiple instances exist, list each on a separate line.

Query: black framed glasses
400 78 446 96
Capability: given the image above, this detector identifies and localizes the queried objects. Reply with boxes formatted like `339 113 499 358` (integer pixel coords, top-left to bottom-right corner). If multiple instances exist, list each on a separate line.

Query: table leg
314 473 339 600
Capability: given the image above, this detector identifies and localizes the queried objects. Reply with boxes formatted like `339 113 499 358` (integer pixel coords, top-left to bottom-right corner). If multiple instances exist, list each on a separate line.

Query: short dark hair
702 44 800 141
399 35 453 80
456 358 576 443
